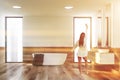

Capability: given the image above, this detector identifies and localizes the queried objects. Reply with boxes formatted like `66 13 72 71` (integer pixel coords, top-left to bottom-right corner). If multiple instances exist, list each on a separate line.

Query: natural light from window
6 17 23 62
74 17 91 62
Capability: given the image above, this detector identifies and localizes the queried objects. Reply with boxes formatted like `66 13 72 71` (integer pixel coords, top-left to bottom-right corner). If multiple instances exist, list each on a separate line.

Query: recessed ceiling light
64 6 73 9
13 6 21 9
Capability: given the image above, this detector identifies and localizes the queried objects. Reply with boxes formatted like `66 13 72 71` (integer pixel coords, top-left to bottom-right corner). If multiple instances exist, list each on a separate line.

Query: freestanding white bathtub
32 53 67 65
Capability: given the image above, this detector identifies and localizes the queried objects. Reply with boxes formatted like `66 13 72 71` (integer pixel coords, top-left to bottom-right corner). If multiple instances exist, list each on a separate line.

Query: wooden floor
0 48 120 80
0 63 120 80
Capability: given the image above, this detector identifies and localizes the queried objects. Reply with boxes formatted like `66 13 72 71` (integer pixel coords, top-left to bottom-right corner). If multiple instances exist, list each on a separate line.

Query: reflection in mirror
97 17 110 48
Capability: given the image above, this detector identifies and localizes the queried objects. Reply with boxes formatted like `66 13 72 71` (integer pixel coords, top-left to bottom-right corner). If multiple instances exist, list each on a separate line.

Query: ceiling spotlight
64 6 73 9
13 6 21 9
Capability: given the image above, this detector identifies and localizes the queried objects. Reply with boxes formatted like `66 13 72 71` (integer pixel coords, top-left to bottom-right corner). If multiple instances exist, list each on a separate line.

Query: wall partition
5 17 23 62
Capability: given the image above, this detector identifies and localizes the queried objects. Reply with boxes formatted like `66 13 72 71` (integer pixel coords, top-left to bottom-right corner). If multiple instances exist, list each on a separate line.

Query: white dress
74 37 88 57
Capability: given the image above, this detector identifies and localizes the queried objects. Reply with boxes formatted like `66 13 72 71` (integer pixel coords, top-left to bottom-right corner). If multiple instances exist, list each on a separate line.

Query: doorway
73 17 91 62
5 17 23 62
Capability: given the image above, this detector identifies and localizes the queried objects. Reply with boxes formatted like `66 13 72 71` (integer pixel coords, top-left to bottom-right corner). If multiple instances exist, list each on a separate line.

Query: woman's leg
83 57 88 73
78 57 82 73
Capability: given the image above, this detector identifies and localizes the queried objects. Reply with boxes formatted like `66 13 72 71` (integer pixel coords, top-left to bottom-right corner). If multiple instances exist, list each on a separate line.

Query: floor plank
0 63 120 80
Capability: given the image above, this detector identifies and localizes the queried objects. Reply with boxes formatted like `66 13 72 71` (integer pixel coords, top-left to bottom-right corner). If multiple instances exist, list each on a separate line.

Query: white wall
0 16 5 47
0 15 103 48
111 0 120 48
23 16 73 47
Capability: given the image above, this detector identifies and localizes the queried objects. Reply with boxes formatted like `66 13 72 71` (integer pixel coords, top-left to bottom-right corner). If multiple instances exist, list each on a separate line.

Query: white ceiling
0 0 112 16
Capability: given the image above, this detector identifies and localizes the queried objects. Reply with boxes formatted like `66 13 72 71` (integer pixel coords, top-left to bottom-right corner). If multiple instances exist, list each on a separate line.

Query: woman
73 24 88 74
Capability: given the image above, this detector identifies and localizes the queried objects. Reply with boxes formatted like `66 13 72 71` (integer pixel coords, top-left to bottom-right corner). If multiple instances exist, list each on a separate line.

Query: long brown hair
79 32 85 46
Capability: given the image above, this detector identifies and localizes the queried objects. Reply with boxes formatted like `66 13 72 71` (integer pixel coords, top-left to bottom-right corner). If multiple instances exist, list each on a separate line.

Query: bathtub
32 53 67 65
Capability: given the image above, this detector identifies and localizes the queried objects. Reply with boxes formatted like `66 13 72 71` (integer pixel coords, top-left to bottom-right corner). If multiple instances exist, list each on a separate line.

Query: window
73 17 91 62
5 17 23 62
